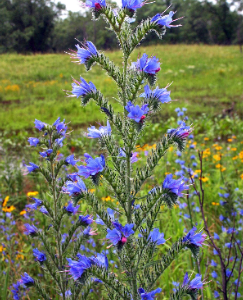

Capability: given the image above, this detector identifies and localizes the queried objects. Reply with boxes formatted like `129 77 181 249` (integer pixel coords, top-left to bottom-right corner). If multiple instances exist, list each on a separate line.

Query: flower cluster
13 2 211 300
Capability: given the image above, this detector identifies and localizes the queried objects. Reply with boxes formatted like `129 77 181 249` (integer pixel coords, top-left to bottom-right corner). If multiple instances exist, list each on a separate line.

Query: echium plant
12 2 207 300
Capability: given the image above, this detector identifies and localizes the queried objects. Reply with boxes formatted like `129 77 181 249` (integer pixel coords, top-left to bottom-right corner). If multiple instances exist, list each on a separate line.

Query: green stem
50 132 66 300
126 153 131 223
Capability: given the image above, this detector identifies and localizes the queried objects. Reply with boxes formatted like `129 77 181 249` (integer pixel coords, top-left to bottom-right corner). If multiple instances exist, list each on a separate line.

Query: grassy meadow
1 45 243 132
0 45 243 299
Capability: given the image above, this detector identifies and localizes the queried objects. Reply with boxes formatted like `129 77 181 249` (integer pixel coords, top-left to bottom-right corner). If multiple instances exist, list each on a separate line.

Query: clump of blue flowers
13 2 207 300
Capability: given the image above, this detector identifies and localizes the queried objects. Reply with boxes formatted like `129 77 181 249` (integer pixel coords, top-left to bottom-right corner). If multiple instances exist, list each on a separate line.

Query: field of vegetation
1 45 243 132
0 45 243 299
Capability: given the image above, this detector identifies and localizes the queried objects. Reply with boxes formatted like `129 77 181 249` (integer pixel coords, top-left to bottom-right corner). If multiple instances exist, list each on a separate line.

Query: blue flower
214 232 220 240
211 260 217 267
151 11 182 28
79 215 94 226
26 162 39 173
218 192 229 198
63 177 87 196
163 174 189 197
24 224 38 236
11 281 22 300
53 118 67 135
138 287 162 300
73 41 98 64
119 148 138 163
225 242 232 248
87 120 111 138
60 290 72 298
28 137 39 147
55 136 65 147
106 222 134 246
67 256 93 280
20 272 35 286
211 271 218 278
66 155 78 166
91 253 108 270
219 215 226 222
39 206 49 215
71 77 96 98
148 228 166 245
168 124 192 139
132 53 160 75
122 0 146 11
34 119 46 131
226 269 232 278
125 101 149 123
26 198 42 210
85 0 106 10
64 202 80 215
213 249 219 255
78 154 105 178
33 248 46 263
83 226 97 236
68 173 79 182
214 291 220 298
182 227 206 247
232 292 241 298
183 273 203 289
140 85 171 103
39 149 53 158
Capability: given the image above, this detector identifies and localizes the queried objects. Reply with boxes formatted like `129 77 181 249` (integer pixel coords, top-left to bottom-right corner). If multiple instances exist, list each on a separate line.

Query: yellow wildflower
101 196 112 202
195 170 202 173
27 191 39 197
232 156 238 160
239 151 243 159
231 148 237 151
204 137 209 141
213 154 222 161
228 138 233 142
88 189 96 193
0 245 6 252
212 202 219 206
16 254 24 260
2 196 9 207
20 210 26 215
240 174 243 180
221 167 226 172
59 73 63 78
5 84 20 92
216 164 221 169
215 146 222 151
199 177 209 182
2 205 15 212
232 135 236 139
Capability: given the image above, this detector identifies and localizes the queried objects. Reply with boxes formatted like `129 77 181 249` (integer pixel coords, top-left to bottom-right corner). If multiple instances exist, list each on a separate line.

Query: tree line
0 0 242 53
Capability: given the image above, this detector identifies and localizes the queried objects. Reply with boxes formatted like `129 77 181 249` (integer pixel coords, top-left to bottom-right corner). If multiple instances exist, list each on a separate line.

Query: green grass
1 45 243 131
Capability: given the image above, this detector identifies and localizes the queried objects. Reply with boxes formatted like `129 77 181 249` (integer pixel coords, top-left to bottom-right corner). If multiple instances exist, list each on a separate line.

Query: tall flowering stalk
13 2 207 300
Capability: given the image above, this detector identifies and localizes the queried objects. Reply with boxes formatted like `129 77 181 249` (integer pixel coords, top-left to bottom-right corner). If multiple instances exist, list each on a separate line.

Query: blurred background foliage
0 0 243 54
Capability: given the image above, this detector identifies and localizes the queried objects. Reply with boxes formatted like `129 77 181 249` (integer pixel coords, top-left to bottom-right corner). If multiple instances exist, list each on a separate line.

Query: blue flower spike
20 273 35 286
138 287 162 300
